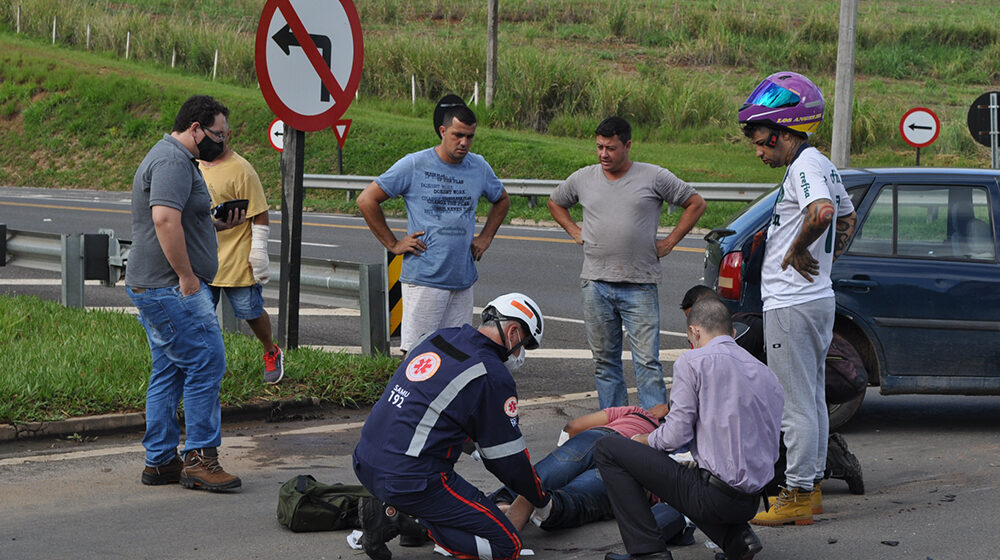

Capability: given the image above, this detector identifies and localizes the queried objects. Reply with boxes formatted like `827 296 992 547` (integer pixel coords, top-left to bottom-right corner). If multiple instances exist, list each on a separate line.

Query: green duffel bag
276 474 371 532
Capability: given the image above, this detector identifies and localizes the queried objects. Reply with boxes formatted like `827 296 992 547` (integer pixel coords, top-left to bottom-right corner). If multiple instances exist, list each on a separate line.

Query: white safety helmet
482 292 544 350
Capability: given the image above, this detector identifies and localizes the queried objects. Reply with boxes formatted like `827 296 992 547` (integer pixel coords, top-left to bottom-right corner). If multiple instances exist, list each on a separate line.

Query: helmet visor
740 81 801 111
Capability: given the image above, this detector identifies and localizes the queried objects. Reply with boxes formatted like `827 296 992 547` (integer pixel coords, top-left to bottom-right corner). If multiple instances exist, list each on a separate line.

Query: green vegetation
0 295 397 423
1 0 999 230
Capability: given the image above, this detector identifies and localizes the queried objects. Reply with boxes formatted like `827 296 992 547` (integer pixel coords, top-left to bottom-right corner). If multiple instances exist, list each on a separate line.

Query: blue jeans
581 280 666 410
493 430 689 542
493 428 609 503
127 282 227 466
210 284 264 320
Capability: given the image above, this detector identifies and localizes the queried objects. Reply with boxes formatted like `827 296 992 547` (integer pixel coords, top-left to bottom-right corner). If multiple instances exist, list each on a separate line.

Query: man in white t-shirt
737 72 857 527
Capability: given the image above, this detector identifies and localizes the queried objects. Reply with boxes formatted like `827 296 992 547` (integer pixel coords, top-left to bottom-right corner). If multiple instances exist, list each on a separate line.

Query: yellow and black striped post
385 249 403 338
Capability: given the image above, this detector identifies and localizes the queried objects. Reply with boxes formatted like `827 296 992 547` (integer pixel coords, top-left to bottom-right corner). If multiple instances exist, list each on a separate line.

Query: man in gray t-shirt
126 95 245 493
548 116 706 410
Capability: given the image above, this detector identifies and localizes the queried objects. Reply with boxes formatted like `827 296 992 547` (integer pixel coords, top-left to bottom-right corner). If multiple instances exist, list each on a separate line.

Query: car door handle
837 278 878 292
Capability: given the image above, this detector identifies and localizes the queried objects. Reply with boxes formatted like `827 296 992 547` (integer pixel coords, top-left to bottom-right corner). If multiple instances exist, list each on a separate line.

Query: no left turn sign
899 107 940 149
255 0 363 132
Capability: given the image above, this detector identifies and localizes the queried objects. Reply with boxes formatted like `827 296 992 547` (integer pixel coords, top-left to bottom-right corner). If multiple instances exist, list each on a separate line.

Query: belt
130 287 145 293
700 469 756 501
591 426 617 435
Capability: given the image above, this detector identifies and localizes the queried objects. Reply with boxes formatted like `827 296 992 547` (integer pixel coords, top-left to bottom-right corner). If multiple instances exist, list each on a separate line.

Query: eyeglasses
203 126 227 142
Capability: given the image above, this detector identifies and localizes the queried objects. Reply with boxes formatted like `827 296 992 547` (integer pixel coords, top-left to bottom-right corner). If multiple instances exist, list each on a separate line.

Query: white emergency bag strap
475 536 492 560
475 437 527 460
405 362 488 457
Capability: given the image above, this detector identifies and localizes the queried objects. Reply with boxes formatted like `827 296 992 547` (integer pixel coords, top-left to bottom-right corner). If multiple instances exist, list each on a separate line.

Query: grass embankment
0 295 397 423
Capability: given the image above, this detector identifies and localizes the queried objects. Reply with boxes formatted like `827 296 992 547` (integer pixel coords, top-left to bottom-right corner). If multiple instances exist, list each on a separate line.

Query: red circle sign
899 107 940 149
255 0 363 132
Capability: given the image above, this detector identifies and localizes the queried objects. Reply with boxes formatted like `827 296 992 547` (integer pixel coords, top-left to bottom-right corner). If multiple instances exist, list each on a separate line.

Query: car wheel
828 388 865 430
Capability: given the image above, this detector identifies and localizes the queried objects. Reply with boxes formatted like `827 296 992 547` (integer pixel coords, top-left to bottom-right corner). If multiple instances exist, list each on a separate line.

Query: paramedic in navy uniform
353 293 549 560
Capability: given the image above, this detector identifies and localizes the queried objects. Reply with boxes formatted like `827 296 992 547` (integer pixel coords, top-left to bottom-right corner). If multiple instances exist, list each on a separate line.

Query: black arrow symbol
272 24 333 103
273 130 284 137
908 123 933 131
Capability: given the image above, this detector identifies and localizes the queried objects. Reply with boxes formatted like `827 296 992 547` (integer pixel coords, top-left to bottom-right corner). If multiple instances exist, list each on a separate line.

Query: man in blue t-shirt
358 95 510 354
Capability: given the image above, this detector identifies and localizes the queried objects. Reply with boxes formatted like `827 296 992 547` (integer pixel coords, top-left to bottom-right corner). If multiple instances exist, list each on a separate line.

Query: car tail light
717 251 743 301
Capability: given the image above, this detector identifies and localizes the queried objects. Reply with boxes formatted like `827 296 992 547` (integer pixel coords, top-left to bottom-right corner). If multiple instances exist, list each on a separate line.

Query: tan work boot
751 486 813 526
179 448 242 492
769 482 822 514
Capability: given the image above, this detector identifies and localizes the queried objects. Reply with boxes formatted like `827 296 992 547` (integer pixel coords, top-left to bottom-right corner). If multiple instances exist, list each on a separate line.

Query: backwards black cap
433 94 467 139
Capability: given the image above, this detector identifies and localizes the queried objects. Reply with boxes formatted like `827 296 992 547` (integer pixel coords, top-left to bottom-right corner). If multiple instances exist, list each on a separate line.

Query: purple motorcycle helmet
738 71 825 137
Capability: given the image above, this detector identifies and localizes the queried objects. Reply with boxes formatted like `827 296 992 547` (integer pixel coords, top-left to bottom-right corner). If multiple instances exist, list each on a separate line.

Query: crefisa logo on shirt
405 352 441 382
503 396 519 418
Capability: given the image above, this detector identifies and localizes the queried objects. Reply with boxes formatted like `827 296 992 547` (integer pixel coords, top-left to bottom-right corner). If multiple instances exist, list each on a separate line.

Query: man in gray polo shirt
126 95 244 492
548 116 706 410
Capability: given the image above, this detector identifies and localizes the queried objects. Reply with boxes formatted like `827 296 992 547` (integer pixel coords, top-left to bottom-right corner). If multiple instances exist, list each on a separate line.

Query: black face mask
197 129 224 162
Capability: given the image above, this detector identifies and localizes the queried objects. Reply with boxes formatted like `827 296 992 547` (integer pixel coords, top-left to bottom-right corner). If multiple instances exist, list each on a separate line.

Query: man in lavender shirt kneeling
595 297 785 560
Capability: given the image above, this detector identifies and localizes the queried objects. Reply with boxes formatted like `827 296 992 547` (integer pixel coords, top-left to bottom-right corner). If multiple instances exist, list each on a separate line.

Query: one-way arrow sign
900 107 940 149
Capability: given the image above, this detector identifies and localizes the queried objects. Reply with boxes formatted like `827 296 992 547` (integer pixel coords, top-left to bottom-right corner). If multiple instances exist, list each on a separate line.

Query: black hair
742 122 806 141
441 105 477 129
680 285 719 311
686 297 733 335
173 95 229 133
595 116 631 143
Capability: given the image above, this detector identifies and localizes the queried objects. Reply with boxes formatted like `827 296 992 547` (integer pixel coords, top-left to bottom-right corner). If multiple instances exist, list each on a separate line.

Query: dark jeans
595 435 759 557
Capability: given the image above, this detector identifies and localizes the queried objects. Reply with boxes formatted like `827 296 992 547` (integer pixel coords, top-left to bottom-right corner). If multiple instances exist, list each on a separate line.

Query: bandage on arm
249 224 270 284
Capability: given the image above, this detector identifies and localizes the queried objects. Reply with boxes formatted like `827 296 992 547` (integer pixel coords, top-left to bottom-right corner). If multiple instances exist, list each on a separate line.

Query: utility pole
831 0 858 168
485 0 498 107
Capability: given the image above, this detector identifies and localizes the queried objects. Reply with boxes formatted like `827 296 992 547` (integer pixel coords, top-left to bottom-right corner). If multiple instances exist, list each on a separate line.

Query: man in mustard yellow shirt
199 122 283 383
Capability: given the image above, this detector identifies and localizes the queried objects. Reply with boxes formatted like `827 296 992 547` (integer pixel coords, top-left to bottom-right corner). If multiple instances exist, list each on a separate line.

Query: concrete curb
0 397 323 443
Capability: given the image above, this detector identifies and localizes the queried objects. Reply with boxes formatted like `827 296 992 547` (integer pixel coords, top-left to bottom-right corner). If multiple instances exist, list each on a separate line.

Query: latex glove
249 224 270 285
530 498 553 527
556 430 570 447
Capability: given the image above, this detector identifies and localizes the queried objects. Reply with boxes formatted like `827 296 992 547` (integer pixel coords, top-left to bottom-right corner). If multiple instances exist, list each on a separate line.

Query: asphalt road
2 388 1000 560
0 185 705 398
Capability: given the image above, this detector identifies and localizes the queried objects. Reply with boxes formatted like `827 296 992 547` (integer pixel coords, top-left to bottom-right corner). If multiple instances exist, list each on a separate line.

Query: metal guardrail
303 174 775 202
1 225 388 356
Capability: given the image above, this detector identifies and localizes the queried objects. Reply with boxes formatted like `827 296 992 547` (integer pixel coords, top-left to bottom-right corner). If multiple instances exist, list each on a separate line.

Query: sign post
967 91 1000 169
255 0 363 349
899 107 940 166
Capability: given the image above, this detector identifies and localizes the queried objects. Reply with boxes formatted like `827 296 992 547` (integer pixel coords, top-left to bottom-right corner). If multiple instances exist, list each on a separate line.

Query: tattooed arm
781 198 835 282
833 211 858 261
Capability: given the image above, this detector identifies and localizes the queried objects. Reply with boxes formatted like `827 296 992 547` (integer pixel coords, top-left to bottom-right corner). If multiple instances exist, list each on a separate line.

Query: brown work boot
179 448 241 492
141 453 183 485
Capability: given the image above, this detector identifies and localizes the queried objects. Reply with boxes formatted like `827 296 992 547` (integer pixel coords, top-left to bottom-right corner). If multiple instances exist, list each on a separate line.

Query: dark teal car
703 168 1000 427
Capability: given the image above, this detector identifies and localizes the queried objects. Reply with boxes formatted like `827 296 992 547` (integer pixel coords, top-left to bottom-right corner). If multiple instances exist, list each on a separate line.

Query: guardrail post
61 233 85 308
359 263 389 356
217 291 240 332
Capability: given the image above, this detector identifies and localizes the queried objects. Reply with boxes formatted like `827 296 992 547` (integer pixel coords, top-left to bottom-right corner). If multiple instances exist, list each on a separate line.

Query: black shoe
827 432 865 495
605 551 673 560
397 514 429 547
720 526 762 560
359 497 401 560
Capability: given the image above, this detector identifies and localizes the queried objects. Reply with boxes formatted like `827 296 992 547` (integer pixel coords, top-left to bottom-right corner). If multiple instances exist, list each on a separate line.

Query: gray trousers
764 297 835 490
